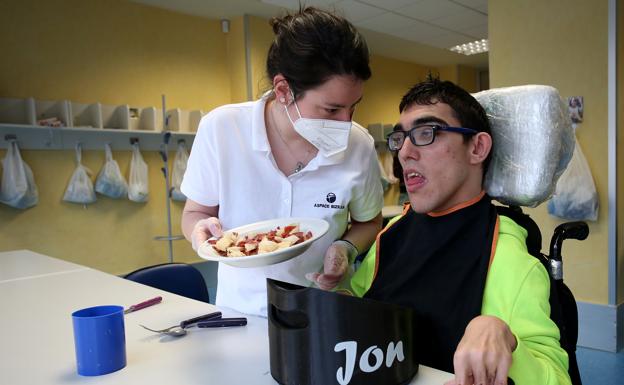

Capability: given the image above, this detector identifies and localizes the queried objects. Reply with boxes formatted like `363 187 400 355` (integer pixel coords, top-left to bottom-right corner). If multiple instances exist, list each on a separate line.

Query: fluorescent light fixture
450 39 488 56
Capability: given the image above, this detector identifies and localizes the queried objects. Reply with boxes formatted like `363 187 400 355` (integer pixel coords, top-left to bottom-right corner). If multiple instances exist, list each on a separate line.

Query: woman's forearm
181 200 219 242
341 212 383 255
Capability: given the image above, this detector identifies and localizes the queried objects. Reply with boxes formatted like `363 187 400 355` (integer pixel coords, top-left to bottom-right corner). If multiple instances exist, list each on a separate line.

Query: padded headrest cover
474 85 574 207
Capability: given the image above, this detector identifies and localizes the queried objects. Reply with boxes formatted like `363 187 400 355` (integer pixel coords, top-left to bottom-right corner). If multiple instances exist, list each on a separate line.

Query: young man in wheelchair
344 78 571 385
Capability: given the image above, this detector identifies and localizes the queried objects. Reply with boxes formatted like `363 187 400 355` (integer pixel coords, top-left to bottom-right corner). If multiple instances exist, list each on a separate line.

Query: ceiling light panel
449 38 488 55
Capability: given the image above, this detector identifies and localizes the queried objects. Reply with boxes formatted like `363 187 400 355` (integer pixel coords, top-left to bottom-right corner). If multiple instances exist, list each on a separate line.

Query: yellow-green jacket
348 215 572 385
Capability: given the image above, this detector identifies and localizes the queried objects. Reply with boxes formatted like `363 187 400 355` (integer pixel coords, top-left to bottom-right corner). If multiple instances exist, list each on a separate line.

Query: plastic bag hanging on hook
0 140 39 209
128 142 149 203
170 141 189 201
95 143 128 199
547 137 599 221
63 143 97 205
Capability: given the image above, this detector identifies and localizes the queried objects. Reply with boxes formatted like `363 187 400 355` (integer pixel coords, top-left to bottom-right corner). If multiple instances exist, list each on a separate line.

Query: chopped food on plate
207 224 313 257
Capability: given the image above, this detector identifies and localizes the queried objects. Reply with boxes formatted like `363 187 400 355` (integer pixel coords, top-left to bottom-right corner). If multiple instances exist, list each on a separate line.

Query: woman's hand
191 217 223 251
182 199 220 250
305 242 350 290
444 315 517 385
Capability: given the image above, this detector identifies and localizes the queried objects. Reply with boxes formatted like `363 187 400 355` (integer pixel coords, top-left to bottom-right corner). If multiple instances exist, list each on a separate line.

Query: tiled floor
577 346 624 385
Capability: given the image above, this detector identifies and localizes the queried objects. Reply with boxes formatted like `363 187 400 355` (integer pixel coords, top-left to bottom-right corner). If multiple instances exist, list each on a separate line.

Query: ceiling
130 0 489 69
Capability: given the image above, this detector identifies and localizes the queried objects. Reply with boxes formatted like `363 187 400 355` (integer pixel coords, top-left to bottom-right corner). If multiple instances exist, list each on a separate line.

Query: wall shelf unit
368 122 394 150
0 97 202 151
0 124 195 151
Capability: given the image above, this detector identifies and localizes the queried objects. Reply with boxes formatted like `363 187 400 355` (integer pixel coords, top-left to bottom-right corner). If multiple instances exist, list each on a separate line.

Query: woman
181 7 383 316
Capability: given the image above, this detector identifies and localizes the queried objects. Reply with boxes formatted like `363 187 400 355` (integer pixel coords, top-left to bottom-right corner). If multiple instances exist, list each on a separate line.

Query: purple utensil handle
197 317 247 328
125 296 163 314
180 311 222 328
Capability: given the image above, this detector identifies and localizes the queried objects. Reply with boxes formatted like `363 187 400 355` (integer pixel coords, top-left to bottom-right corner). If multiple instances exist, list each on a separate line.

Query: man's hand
191 217 223 251
444 315 517 385
305 242 350 290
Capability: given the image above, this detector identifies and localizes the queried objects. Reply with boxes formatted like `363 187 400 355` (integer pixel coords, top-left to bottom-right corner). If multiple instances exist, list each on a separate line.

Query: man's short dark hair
399 76 492 174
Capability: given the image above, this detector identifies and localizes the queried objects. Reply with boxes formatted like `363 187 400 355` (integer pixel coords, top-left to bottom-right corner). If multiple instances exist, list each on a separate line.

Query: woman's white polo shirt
181 96 383 316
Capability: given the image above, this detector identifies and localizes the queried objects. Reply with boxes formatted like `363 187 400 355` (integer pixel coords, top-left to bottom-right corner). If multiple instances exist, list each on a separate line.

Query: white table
0 249 87 282
0 251 453 385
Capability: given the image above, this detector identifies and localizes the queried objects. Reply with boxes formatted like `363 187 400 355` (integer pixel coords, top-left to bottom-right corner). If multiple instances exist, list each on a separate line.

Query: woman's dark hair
398 75 492 173
266 6 371 98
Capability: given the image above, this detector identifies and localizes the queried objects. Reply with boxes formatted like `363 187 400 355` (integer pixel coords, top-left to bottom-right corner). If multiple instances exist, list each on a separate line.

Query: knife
124 296 163 314
197 317 247 328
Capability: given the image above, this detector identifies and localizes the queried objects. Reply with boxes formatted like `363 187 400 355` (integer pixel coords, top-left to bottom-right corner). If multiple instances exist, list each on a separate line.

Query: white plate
197 217 330 268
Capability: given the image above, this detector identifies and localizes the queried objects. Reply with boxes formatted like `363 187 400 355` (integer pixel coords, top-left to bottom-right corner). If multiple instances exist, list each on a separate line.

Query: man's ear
469 132 492 165
272 74 291 105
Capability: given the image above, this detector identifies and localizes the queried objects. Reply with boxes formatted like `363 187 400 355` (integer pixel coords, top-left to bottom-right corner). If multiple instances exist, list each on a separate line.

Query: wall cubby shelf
0 97 201 151
367 122 394 150
0 124 195 151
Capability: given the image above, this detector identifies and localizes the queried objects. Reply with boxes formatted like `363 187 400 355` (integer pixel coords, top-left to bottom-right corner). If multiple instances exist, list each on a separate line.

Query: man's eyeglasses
386 124 478 151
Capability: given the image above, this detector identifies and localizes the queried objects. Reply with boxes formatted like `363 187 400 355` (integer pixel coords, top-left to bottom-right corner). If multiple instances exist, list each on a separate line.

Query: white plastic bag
0 140 39 209
170 141 189 201
377 151 399 192
380 151 400 186
95 143 128 199
547 138 598 221
63 144 97 205
128 143 149 203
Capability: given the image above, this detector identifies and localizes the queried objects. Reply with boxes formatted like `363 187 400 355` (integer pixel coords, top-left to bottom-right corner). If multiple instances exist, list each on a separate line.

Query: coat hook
177 138 186 145
5 134 17 141
130 137 139 145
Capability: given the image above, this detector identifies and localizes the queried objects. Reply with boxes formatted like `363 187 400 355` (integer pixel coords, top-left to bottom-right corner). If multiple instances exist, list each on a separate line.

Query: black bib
364 194 498 372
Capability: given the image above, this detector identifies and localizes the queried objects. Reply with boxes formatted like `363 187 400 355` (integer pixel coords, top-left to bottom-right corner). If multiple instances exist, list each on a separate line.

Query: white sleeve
180 114 220 207
348 145 384 222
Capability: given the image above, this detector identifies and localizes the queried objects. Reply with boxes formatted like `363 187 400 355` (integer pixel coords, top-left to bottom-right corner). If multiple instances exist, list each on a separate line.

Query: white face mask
284 96 352 156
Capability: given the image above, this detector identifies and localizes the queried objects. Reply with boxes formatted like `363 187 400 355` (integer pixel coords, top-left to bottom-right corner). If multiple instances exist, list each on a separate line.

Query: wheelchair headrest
473 85 574 207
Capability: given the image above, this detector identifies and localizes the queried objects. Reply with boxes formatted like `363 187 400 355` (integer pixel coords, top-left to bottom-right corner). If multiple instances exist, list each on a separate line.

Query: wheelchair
390 85 587 384
496 205 587 385
473 84 587 385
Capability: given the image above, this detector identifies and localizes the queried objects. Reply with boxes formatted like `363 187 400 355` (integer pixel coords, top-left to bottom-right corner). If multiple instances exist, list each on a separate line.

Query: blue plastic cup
72 305 126 376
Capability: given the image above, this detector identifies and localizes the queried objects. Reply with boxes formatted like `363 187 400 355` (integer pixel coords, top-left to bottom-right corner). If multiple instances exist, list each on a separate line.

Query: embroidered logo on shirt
314 192 345 209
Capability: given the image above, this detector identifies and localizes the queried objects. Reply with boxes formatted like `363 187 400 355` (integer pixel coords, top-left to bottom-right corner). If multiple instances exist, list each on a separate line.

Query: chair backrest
124 263 210 303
